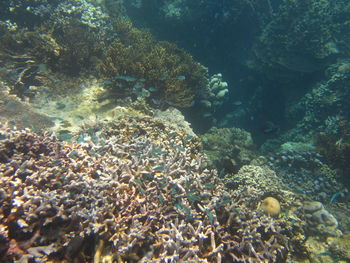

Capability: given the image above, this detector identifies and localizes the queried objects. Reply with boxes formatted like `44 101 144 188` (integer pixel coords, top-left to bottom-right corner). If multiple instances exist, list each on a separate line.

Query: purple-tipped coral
0 113 303 262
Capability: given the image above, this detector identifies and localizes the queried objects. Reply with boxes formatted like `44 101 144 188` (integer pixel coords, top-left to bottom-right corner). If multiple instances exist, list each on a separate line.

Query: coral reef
303 201 341 237
0 11 110 77
223 165 299 209
315 118 350 186
253 0 336 73
197 73 229 121
201 127 256 173
0 0 112 33
98 18 208 109
0 111 304 262
0 0 115 99
261 144 347 205
260 197 281 217
1 1 350 262
329 234 350 261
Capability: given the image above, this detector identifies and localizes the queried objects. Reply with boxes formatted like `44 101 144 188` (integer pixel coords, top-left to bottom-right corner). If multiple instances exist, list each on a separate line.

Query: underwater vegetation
98 18 208 109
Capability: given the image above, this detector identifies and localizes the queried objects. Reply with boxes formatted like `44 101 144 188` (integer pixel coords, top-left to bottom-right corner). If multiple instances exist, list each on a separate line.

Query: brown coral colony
0 115 293 262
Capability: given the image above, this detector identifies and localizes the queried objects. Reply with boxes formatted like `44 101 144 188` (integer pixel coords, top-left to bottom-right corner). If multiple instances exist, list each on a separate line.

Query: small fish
173 145 185 152
175 202 183 210
51 160 62 166
59 133 73 142
203 112 212 118
208 210 214 225
55 102 66 110
284 210 289 218
134 178 143 185
151 98 160 105
176 75 186 80
200 100 211 107
114 75 138 82
147 87 157 92
290 219 296 226
232 101 242 106
77 136 85 143
186 194 200 203
292 186 305 194
184 135 193 143
102 80 113 85
160 183 169 189
158 194 164 205
317 251 331 257
133 82 144 89
37 63 49 73
216 199 231 207
69 151 79 159
168 132 177 138
183 205 193 220
159 72 169 81
49 116 65 121
130 132 138 137
230 207 240 215
327 41 340 54
329 193 340 205
314 173 324 179
23 88 35 94
152 165 165 171
204 183 214 189
61 122 72 127
151 149 167 155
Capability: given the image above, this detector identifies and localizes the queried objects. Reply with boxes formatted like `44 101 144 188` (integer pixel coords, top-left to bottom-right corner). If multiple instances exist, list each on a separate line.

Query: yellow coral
260 197 281 216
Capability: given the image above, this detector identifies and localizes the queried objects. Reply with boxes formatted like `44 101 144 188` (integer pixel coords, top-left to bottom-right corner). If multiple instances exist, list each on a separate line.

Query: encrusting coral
0 109 306 262
98 18 208 109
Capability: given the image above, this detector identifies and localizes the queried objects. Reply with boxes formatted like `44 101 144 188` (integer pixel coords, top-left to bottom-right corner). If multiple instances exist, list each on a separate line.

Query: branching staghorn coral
0 111 304 262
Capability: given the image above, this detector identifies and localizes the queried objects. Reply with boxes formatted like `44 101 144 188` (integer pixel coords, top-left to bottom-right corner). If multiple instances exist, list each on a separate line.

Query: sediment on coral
0 112 303 262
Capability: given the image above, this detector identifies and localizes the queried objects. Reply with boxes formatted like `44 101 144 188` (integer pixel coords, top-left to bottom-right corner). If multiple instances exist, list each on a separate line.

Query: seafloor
1 1 350 263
